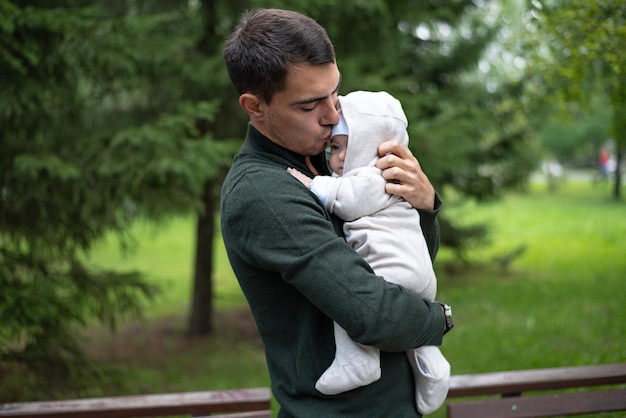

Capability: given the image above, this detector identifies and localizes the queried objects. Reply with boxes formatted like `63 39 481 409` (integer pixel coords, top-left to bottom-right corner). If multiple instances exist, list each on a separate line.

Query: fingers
386 181 435 211
377 152 423 184
377 140 414 160
375 141 435 211
381 162 434 208
376 141 418 173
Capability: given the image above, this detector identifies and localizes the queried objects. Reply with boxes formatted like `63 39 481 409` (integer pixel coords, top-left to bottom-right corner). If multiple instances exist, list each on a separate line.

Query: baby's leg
315 321 381 395
407 345 450 414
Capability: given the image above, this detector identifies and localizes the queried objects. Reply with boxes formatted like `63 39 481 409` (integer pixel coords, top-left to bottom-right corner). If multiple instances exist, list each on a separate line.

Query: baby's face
328 135 348 175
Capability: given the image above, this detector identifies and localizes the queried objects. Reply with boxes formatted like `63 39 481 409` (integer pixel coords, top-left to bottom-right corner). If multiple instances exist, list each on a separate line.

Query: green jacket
221 124 445 418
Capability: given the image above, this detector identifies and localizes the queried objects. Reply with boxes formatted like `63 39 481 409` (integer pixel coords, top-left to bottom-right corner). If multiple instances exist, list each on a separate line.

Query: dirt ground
82 307 262 367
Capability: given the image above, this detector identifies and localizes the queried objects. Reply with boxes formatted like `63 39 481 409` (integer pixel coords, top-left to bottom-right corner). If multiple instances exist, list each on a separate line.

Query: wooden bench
0 387 272 418
446 363 626 418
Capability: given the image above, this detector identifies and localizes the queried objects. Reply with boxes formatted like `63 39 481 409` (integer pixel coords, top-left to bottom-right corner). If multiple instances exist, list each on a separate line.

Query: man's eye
301 106 315 112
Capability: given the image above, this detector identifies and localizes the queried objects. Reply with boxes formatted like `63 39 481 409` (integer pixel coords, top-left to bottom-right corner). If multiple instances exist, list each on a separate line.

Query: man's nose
321 97 340 126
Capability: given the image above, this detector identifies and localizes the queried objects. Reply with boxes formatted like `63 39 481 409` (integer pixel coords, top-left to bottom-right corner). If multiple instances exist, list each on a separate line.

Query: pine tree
0 0 238 396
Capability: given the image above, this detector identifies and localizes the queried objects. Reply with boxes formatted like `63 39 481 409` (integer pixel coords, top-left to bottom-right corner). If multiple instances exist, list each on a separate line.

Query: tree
186 0 253 336
0 0 237 397
536 93 612 168
524 0 626 199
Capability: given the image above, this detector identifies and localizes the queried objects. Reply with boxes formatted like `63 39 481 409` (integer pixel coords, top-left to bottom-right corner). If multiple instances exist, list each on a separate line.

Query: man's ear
239 93 264 118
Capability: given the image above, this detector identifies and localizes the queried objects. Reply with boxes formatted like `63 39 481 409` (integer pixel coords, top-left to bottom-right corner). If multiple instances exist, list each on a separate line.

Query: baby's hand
287 167 313 189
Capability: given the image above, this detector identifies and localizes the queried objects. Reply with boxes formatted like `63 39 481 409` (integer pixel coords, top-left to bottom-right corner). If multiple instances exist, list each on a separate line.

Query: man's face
255 63 341 156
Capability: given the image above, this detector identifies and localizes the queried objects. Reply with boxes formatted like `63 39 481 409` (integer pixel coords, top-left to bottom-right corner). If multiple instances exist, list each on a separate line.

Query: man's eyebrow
291 74 342 106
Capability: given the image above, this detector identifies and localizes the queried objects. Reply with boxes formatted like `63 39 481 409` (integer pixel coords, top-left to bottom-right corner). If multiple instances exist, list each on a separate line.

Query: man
221 8 453 418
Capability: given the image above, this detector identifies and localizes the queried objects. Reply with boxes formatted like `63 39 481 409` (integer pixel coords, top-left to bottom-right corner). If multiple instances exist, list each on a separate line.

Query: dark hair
223 9 336 104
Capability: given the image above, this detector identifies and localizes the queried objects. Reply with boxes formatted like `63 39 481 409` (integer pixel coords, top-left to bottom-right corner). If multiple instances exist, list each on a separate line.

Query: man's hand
376 140 435 211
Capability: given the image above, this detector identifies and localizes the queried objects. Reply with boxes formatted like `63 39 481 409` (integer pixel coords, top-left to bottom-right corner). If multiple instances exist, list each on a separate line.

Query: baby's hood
339 91 409 173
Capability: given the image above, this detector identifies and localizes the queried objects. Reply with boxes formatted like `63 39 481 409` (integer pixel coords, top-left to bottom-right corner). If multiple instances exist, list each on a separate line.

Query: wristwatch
438 302 454 335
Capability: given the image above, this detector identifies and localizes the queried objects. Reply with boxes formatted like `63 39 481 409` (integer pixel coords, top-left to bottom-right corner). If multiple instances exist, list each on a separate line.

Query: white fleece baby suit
310 91 450 415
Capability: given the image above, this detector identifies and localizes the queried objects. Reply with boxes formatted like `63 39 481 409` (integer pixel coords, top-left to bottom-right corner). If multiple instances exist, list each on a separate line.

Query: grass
437 179 626 372
20 175 626 415
429 179 626 417
86 217 248 316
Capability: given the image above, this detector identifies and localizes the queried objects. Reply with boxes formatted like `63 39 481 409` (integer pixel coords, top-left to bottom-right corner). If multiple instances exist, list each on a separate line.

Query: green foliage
0 0 238 394
524 0 626 198
0 254 157 397
536 94 612 165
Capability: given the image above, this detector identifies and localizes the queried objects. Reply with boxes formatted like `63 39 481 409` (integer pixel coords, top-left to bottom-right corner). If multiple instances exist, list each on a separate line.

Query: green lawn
82 176 626 416
438 180 625 368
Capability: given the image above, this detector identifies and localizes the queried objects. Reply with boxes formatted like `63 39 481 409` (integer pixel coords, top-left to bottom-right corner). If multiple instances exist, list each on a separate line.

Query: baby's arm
288 167 394 221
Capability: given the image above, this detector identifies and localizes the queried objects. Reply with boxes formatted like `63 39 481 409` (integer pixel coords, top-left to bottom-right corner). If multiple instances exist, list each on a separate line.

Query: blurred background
1 0 624 414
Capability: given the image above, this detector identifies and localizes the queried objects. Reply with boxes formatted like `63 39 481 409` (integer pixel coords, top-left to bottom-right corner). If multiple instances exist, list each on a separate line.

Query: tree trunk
188 180 217 335
187 0 250 335
611 87 624 201
187 0 220 336
613 145 622 200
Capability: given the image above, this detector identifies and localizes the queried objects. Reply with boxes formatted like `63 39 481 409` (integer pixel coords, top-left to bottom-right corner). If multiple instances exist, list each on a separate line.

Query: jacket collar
241 123 330 176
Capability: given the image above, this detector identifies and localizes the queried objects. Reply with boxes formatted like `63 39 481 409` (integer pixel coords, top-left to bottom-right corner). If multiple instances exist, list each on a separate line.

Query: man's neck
305 156 319 176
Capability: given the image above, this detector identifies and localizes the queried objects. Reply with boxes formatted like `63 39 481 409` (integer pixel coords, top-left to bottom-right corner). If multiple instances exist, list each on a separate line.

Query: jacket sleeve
419 192 443 262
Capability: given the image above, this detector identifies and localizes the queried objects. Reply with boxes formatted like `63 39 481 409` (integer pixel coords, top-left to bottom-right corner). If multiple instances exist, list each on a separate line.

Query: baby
288 90 450 415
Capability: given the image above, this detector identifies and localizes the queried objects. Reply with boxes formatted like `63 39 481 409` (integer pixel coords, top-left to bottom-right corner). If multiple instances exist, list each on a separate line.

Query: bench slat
0 388 271 418
447 388 626 418
448 363 626 397
196 412 273 418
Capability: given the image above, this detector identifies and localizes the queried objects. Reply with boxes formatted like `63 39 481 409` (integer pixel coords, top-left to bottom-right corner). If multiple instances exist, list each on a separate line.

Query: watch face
443 304 453 333
437 302 453 334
